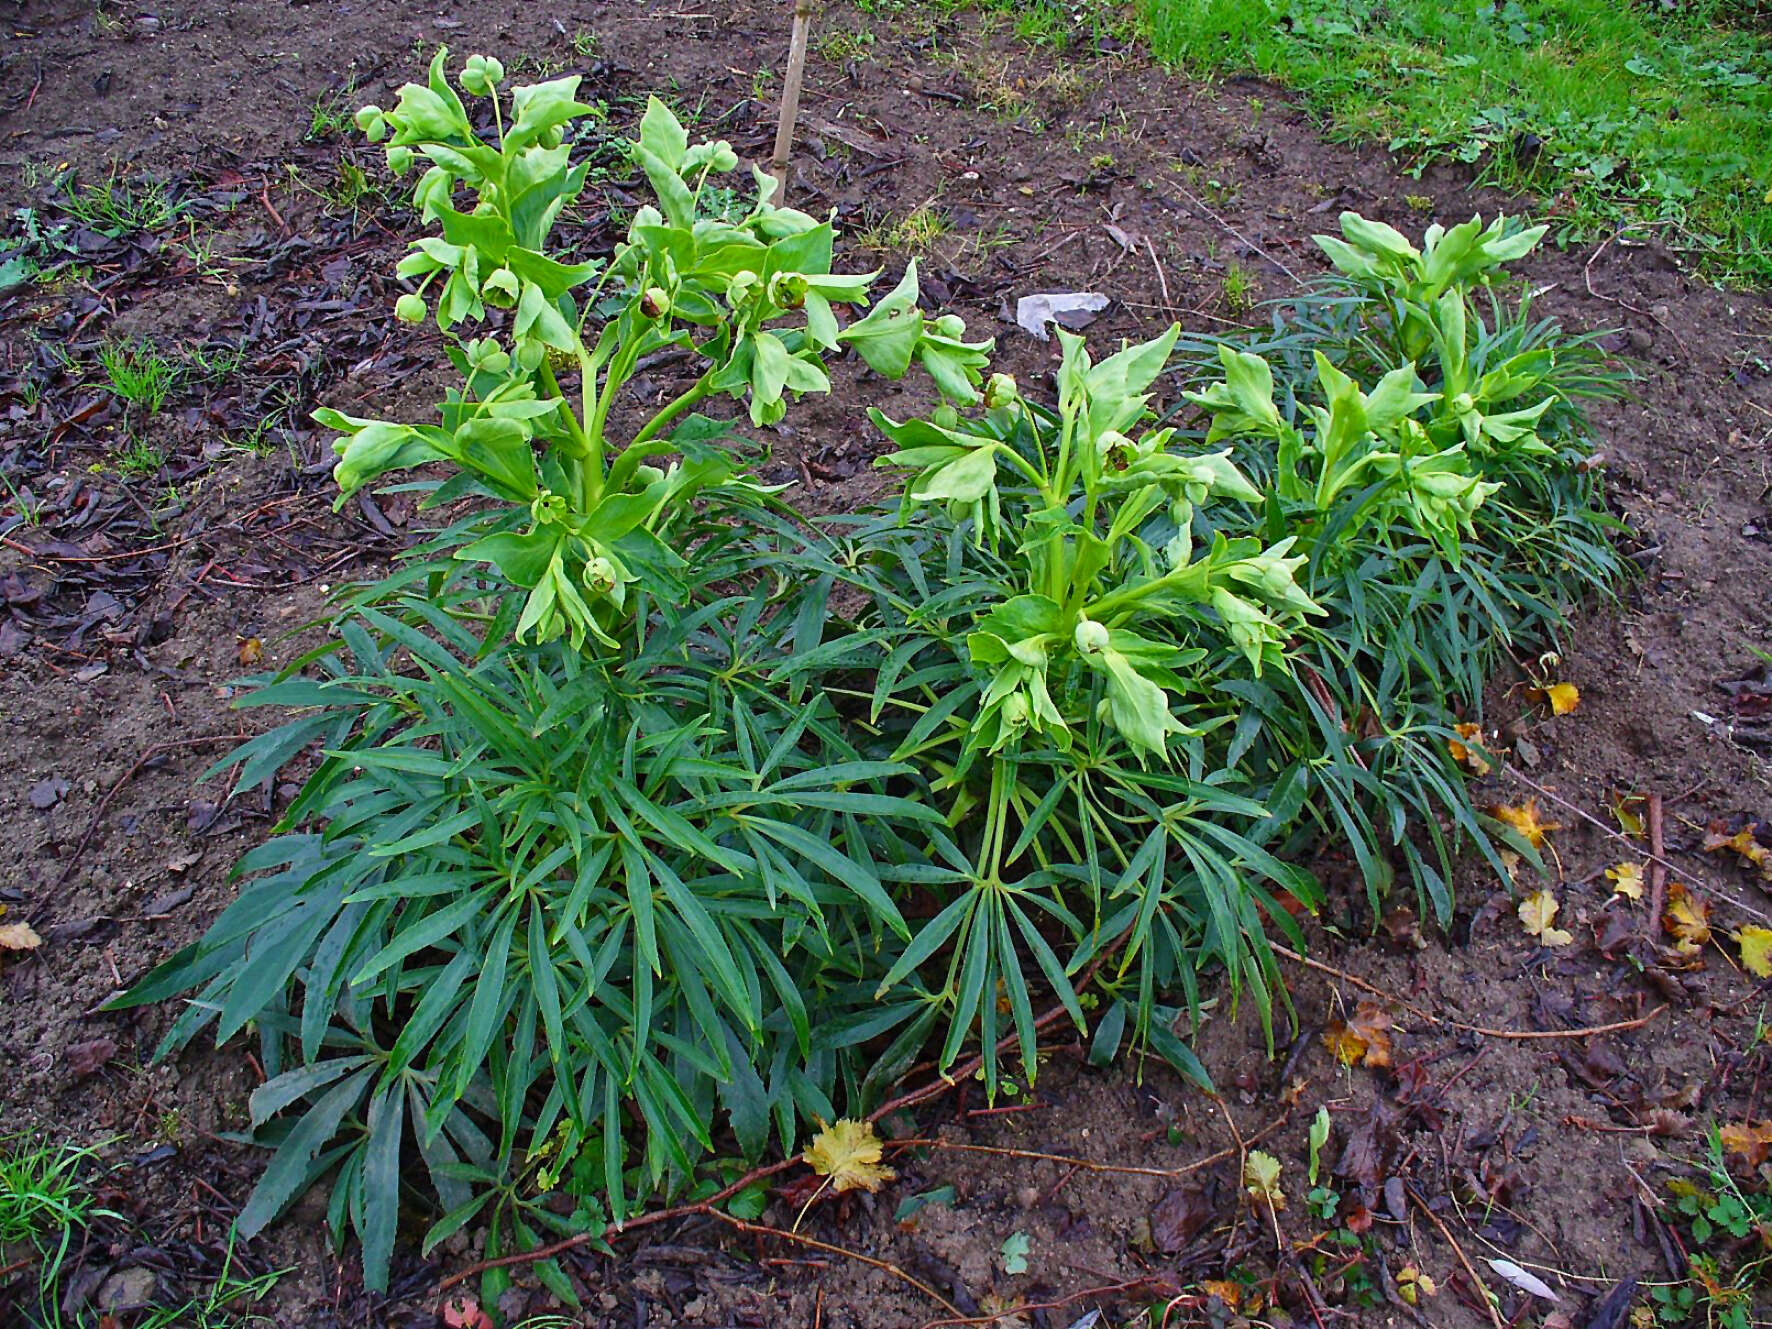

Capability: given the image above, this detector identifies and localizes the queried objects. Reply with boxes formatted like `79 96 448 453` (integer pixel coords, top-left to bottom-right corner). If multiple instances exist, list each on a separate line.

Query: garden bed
3 1 1772 1327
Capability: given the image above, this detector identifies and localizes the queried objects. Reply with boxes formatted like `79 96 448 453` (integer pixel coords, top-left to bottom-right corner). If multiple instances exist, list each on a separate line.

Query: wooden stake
768 0 817 204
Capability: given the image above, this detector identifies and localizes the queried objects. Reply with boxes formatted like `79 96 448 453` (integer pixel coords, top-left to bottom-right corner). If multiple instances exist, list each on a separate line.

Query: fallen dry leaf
804 1118 896 1194
1663 882 1711 956
238 636 264 665
1527 682 1581 715
1324 1000 1395 1068
1492 800 1560 849
1720 1120 1772 1167
65 1037 118 1079
1448 722 1492 774
1243 1150 1285 1211
1737 926 1772 978
1606 861 1645 901
1703 825 1772 883
440 1296 495 1329
0 921 43 951
1396 1263 1437 1305
1518 890 1574 947
1609 792 1646 839
1200 1280 1243 1311
1150 1183 1212 1254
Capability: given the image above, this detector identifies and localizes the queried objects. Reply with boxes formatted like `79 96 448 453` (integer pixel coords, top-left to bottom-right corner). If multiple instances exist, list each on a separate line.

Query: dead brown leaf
1448 722 1492 774
65 1037 118 1079
1150 1183 1212 1253
1720 1120 1772 1166
1663 882 1711 956
1323 1000 1395 1068
1335 1097 1401 1189
1704 824 1772 882
1492 799 1560 849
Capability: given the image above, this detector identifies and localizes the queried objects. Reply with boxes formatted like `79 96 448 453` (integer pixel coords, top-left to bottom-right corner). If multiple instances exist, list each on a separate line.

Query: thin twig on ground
1271 944 1666 1039
1646 790 1667 939
1503 764 1772 926
48 735 239 897
1407 1184 1506 1329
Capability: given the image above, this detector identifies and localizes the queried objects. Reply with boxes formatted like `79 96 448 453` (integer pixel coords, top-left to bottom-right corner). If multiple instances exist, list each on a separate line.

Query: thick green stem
632 373 713 449
539 358 597 508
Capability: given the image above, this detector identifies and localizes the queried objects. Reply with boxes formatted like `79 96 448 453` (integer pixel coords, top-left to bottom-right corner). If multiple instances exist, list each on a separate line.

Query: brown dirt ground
4 0 1772 1326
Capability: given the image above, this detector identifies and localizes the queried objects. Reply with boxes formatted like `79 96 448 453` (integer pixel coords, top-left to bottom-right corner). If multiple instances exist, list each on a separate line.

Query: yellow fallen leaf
1448 722 1491 775
0 922 42 951
1703 826 1772 883
1610 793 1646 839
1200 1280 1243 1311
1664 882 1711 956
1606 861 1644 901
1737 926 1772 978
1720 1120 1772 1166
1541 682 1580 715
1243 1150 1285 1211
804 1119 896 1194
1493 800 1560 849
1518 890 1574 947
1322 1001 1395 1069
1396 1264 1437 1305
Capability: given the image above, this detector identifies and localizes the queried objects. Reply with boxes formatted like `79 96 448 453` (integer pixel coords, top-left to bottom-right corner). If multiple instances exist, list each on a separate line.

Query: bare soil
4 1 1772 1327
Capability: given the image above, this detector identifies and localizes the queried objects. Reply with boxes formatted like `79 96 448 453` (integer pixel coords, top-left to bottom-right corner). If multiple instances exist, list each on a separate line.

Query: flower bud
1450 392 1475 416
466 339 510 376
394 293 426 324
639 286 671 319
725 269 761 311
354 105 386 143
460 54 505 96
482 267 520 309
983 372 1018 410
1073 618 1109 654
385 145 415 176
932 403 959 430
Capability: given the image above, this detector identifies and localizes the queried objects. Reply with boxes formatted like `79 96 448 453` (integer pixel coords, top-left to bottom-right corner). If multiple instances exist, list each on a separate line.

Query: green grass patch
1143 0 1772 284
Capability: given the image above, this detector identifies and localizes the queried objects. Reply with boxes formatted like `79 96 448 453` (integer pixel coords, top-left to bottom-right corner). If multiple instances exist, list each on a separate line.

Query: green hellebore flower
1210 588 1274 668
1097 429 1137 472
768 271 808 310
354 105 386 143
983 372 1018 410
1073 618 1110 654
465 338 510 376
394 293 427 324
385 145 415 176
482 267 520 309
584 556 618 594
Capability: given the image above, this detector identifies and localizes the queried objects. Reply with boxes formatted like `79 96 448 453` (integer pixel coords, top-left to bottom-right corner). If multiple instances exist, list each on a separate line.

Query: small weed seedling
111 437 167 480
99 339 179 414
60 169 188 235
1220 261 1257 313
307 81 362 141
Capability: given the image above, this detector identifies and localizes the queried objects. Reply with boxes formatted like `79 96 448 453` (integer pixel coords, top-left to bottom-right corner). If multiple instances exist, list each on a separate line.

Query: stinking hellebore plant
326 49 991 652
848 326 1328 1091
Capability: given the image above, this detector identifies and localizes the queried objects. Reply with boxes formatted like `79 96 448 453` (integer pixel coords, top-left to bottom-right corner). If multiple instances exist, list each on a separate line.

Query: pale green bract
326 49 992 653
878 326 1324 760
